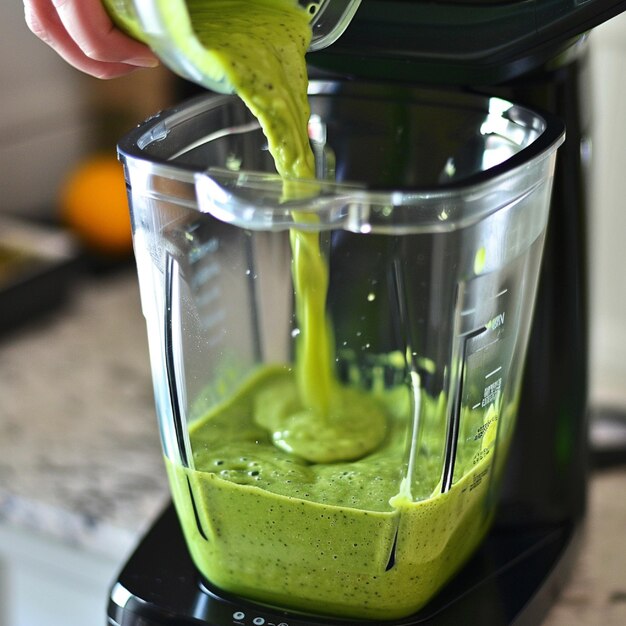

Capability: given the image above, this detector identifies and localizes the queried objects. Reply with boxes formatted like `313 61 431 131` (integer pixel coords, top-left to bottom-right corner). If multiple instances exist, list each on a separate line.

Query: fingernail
127 56 160 68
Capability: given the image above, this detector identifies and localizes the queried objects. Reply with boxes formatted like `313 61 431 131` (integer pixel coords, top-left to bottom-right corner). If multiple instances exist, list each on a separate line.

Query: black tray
0 216 80 334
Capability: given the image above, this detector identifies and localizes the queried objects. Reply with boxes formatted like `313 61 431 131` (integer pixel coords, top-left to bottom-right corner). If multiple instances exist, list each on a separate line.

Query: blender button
253 619 265 625
233 612 246 620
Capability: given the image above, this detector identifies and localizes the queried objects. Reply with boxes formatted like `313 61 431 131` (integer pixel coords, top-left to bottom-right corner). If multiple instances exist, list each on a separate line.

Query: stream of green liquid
184 0 387 463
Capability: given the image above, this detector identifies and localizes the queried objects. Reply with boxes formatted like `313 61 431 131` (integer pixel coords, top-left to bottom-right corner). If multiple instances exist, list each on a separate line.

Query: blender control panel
197 580 345 626
231 612 290 626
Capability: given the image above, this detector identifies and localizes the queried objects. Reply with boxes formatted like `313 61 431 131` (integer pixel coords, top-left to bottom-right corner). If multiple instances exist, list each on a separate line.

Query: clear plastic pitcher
103 0 361 92
117 81 564 620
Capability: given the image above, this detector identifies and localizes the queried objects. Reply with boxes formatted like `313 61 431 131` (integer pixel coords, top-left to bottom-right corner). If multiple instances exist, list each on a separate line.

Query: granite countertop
0 268 169 561
0 268 624 623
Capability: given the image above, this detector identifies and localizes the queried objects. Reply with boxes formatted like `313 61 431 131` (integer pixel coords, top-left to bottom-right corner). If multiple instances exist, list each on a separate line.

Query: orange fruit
59 154 132 256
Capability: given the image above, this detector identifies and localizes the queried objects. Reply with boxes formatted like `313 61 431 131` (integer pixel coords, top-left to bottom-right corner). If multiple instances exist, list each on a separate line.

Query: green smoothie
167 367 504 619
109 0 506 619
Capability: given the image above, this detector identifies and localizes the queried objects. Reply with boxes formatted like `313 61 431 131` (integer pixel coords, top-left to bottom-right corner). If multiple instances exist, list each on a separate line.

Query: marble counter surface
0 268 624 624
0 269 169 562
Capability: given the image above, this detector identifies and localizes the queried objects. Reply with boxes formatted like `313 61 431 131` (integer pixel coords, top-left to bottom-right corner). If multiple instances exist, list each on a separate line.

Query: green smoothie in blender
108 0 504 619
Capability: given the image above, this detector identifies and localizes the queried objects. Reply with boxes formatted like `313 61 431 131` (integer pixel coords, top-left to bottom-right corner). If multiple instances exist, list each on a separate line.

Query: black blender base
108 503 580 626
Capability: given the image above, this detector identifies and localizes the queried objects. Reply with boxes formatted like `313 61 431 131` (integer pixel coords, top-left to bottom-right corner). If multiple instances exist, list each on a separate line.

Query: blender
105 0 624 624
109 68 565 626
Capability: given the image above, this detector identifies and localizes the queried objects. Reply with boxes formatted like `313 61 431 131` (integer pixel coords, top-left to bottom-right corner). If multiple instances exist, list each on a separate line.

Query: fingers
53 0 157 65
24 0 159 79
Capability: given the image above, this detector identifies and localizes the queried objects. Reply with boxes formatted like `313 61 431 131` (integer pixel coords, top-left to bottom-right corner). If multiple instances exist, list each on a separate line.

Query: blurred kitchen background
0 2 625 625
0 3 175 220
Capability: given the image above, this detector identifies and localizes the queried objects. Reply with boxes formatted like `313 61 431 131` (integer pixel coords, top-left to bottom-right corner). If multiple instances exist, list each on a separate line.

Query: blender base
107 504 582 626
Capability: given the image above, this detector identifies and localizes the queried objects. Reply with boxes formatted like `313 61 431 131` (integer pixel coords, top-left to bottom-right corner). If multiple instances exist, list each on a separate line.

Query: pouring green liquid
108 0 504 618
185 0 387 463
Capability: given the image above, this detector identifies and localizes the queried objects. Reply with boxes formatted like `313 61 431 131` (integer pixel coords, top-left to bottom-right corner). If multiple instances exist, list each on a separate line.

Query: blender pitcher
118 81 564 621
102 0 362 93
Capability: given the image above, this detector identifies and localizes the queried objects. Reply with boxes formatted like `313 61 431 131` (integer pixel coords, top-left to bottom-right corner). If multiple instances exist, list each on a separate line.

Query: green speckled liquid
166 366 499 619
114 0 499 619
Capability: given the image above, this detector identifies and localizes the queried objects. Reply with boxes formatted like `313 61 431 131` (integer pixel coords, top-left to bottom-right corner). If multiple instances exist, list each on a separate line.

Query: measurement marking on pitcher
461 289 507 318
474 337 500 353
485 366 502 378
482 377 502 406
487 312 505 330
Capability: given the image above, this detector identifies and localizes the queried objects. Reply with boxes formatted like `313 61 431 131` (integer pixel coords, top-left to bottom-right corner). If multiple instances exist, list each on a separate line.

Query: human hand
24 0 159 79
